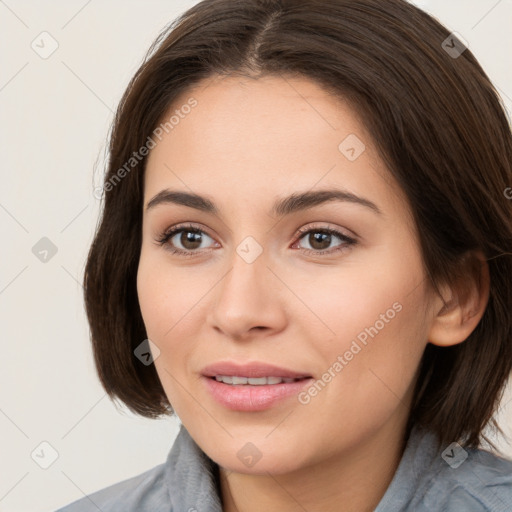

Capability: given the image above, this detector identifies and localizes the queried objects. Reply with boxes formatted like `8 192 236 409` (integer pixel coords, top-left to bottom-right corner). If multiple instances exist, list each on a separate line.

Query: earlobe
428 251 490 347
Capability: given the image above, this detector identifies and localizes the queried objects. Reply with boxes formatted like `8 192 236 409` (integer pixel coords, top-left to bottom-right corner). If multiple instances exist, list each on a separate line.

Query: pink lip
201 361 311 379
201 361 313 412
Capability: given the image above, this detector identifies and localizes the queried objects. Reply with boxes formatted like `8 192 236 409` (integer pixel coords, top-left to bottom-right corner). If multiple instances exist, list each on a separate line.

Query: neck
219 416 409 512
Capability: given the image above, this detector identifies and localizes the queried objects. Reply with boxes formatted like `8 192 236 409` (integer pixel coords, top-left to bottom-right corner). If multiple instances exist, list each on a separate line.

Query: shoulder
377 425 512 512
412 434 512 512
429 445 512 512
54 424 222 512
54 462 168 512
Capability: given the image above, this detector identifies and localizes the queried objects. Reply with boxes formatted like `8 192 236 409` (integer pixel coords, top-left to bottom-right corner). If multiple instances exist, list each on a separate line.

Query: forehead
147 73 364 167
143 74 407 220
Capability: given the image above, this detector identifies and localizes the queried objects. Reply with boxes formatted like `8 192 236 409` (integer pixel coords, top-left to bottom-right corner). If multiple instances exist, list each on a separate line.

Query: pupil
182 231 202 249
178 231 332 251
310 232 330 250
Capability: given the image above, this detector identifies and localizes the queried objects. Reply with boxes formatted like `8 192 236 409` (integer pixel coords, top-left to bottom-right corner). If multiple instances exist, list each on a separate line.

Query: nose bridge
209 236 285 337
220 239 271 309
218 213 272 293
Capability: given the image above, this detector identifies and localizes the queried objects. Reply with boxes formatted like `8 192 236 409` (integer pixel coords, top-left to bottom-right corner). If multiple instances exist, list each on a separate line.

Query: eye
155 223 218 257
155 223 357 257
292 225 357 255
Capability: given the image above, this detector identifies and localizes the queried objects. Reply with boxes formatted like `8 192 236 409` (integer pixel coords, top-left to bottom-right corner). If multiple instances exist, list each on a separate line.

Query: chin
202 436 313 476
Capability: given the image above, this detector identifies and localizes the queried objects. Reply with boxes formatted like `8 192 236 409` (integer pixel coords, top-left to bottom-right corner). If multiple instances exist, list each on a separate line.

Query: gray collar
163 423 448 512
165 425 223 511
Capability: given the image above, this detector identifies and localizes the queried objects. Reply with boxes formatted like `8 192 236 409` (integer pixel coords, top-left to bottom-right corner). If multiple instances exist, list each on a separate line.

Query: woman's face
137 74 438 474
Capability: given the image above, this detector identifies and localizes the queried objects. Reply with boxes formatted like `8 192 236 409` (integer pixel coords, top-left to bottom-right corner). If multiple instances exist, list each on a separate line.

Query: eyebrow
145 188 382 217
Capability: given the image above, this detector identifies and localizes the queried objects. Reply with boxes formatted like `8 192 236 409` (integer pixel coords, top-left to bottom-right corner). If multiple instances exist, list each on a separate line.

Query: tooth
248 377 269 385
214 375 301 385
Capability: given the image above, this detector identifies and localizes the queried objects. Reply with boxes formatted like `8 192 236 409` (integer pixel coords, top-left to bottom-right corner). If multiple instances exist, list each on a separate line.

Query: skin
137 74 489 512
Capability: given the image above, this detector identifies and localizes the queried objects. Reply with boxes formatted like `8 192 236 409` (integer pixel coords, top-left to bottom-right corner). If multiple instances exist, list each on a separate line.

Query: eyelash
155 223 357 258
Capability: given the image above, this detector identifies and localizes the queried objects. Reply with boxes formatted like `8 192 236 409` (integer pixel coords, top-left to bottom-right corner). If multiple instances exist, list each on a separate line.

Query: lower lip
203 376 313 411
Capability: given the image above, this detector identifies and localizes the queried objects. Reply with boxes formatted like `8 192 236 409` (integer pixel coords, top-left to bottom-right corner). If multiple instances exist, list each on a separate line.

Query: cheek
136 251 217 397
136 250 206 340
292 247 425 356
309 262 430 426
137 259 171 339
136 256 197 413
137 224 430 414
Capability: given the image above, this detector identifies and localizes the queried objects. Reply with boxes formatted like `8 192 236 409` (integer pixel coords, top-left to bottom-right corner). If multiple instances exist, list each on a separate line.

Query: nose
207 249 287 342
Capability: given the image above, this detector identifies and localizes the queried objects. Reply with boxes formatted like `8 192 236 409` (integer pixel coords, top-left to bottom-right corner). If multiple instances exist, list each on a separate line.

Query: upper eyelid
160 222 356 244
159 225 356 260
296 223 355 238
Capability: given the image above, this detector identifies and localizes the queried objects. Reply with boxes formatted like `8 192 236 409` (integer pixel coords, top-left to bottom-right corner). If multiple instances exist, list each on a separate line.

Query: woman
57 0 512 510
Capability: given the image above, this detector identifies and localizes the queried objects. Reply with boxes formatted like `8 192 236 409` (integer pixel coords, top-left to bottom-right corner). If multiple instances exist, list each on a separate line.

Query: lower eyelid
156 225 356 255
293 231 356 252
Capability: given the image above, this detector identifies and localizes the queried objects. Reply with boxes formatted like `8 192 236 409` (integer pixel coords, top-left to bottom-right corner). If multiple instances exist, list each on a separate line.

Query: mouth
201 361 313 411
211 375 307 385
201 361 312 380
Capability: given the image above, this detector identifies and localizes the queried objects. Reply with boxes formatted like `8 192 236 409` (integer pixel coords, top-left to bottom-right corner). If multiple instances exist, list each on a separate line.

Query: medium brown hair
84 0 512 450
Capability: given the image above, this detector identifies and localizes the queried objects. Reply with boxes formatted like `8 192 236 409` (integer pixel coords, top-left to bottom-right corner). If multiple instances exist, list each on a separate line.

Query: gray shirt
55 423 512 511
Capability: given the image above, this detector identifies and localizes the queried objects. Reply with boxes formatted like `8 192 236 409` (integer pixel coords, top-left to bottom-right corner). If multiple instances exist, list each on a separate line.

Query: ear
428 251 490 347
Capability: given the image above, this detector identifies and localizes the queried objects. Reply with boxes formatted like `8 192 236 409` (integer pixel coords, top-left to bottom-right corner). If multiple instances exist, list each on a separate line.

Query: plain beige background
0 1 511 511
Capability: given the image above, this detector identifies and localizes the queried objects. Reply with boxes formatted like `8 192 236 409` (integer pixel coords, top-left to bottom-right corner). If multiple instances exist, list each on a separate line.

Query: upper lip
201 361 312 379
